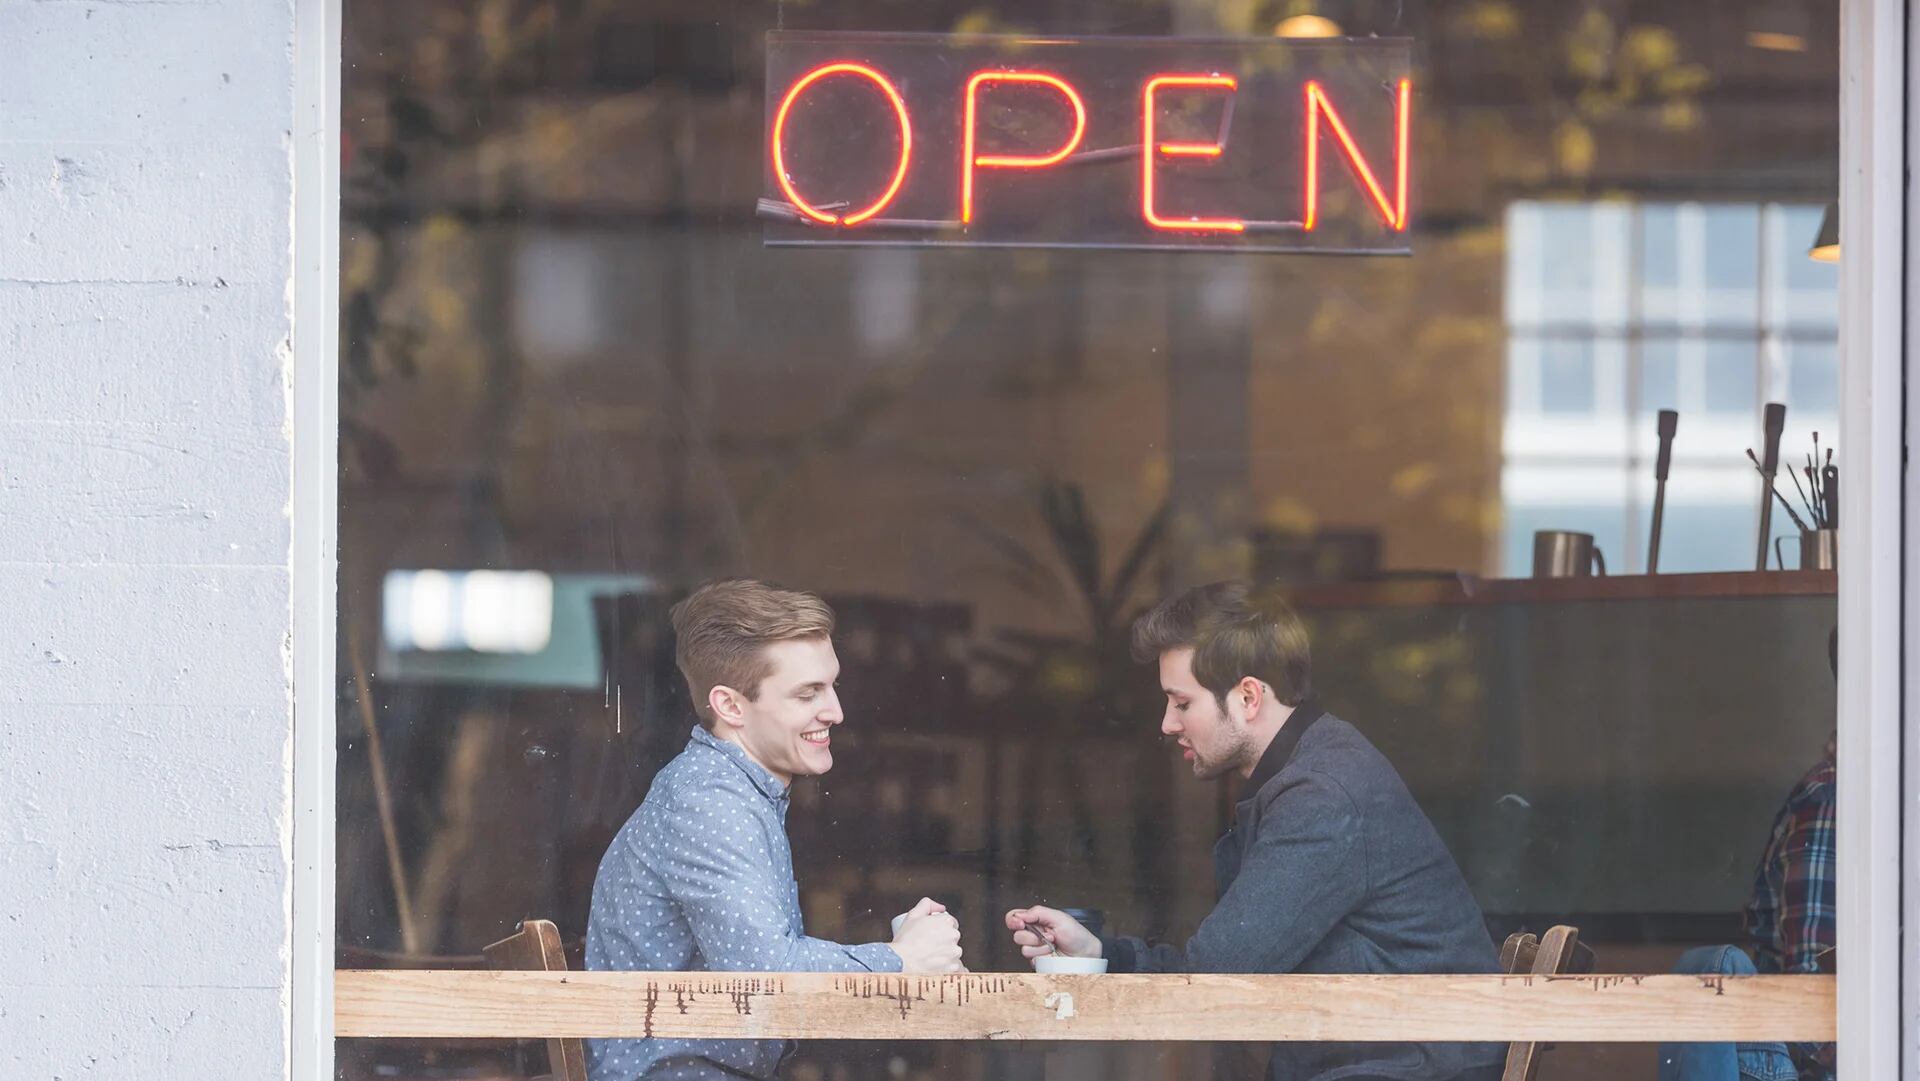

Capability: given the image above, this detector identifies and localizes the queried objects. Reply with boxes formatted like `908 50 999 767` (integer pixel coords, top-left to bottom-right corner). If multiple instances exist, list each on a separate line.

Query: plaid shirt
1744 746 1836 1081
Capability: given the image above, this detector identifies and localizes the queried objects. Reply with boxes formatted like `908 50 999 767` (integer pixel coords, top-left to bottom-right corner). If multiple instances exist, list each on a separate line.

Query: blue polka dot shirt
585 725 902 1080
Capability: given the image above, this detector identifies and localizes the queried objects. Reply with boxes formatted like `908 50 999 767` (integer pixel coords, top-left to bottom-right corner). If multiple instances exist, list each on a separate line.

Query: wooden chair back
1499 925 1594 1081
483 920 588 1081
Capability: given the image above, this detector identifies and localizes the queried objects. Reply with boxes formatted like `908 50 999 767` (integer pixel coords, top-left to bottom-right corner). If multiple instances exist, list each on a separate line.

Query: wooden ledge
1286 570 1837 609
335 971 1834 1043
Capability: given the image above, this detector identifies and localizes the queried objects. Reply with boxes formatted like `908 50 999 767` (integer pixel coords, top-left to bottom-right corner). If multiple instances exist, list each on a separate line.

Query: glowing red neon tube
1304 78 1411 231
771 62 914 226
1142 74 1243 233
960 71 1088 225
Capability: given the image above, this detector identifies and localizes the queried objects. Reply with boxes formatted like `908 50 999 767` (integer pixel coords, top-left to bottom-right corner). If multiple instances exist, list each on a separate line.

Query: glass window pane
1785 340 1840 418
1540 339 1597 414
1638 204 1682 325
1511 202 1631 328
1699 205 1760 326
1704 339 1759 414
1641 337 1680 412
338 3 1845 1073
1540 205 1595 293
1640 206 1681 289
1650 486 1765 573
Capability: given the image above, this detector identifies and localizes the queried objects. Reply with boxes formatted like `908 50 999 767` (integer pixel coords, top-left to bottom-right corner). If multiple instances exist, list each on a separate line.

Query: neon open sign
761 32 1414 254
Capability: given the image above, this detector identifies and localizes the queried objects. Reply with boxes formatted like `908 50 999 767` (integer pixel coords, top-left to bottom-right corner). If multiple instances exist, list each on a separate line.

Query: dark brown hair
1130 581 1312 707
671 579 836 726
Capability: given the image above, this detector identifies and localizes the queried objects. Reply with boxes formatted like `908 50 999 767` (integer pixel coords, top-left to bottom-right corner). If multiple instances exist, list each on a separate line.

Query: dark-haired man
1007 580 1503 1081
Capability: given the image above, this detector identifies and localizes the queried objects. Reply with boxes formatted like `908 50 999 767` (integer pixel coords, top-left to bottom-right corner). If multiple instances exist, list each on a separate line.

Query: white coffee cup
1034 954 1108 975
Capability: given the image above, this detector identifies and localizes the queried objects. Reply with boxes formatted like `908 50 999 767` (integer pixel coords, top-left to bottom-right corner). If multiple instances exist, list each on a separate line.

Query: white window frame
1840 0 1909 1078
286 0 1913 1076
290 0 339 1074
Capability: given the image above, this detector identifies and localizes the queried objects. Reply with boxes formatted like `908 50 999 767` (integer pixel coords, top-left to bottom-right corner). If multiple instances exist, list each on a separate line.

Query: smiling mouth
801 730 831 745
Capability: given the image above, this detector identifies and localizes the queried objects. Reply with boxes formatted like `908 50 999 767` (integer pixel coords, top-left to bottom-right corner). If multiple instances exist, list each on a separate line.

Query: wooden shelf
1286 571 1837 610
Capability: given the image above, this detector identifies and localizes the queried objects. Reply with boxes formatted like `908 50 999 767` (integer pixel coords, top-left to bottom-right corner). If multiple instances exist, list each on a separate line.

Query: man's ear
709 684 749 730
1237 676 1265 718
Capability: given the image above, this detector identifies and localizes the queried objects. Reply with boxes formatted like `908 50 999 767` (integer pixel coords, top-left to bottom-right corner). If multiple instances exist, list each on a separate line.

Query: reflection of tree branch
948 514 1070 604
345 624 419 954
341 0 631 446
1105 503 1170 631
410 715 495 952
1442 2 1714 178
965 482 1170 738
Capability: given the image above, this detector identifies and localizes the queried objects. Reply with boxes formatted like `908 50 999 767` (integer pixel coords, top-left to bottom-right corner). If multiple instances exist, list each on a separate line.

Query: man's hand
891 897 964 973
1005 906 1101 960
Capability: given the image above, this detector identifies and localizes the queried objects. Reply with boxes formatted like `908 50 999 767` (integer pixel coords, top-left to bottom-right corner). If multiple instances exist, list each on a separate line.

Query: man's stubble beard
1194 720 1258 781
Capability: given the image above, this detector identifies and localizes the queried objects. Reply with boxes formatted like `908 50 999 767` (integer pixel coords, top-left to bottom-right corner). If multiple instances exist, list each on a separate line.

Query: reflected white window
383 569 556 654
513 232 608 363
1501 201 1838 574
1506 201 1632 329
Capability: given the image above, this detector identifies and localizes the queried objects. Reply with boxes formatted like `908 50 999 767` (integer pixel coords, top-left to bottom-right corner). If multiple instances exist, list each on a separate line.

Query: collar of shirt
1239 698 1326 806
688 724 791 804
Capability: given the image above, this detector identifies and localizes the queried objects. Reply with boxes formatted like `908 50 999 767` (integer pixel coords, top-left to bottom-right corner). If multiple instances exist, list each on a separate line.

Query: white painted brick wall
0 0 296 1076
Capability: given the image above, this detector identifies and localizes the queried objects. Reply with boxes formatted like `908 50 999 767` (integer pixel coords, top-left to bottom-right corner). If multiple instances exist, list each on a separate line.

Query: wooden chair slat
1501 925 1584 1081
484 920 588 1081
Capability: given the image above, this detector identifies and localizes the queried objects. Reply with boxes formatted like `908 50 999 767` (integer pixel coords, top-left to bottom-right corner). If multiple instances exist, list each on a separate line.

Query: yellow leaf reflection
1661 100 1701 132
1262 498 1319 535
1390 463 1439 499
1555 120 1596 175
1565 10 1614 82
1456 0 1519 41
1621 25 1680 71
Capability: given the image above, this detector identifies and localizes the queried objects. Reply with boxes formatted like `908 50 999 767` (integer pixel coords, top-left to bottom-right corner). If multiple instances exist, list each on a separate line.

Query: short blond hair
670 579 836 726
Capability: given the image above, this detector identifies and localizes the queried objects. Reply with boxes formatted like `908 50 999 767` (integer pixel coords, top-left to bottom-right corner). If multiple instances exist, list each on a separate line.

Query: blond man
586 579 962 1081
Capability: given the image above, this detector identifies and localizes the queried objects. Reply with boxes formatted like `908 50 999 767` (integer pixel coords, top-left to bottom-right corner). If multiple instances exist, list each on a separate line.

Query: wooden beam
335 971 1834 1043
1286 570 1837 610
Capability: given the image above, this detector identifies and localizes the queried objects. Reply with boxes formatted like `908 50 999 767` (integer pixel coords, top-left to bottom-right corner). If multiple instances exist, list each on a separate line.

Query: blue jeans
1657 946 1798 1081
